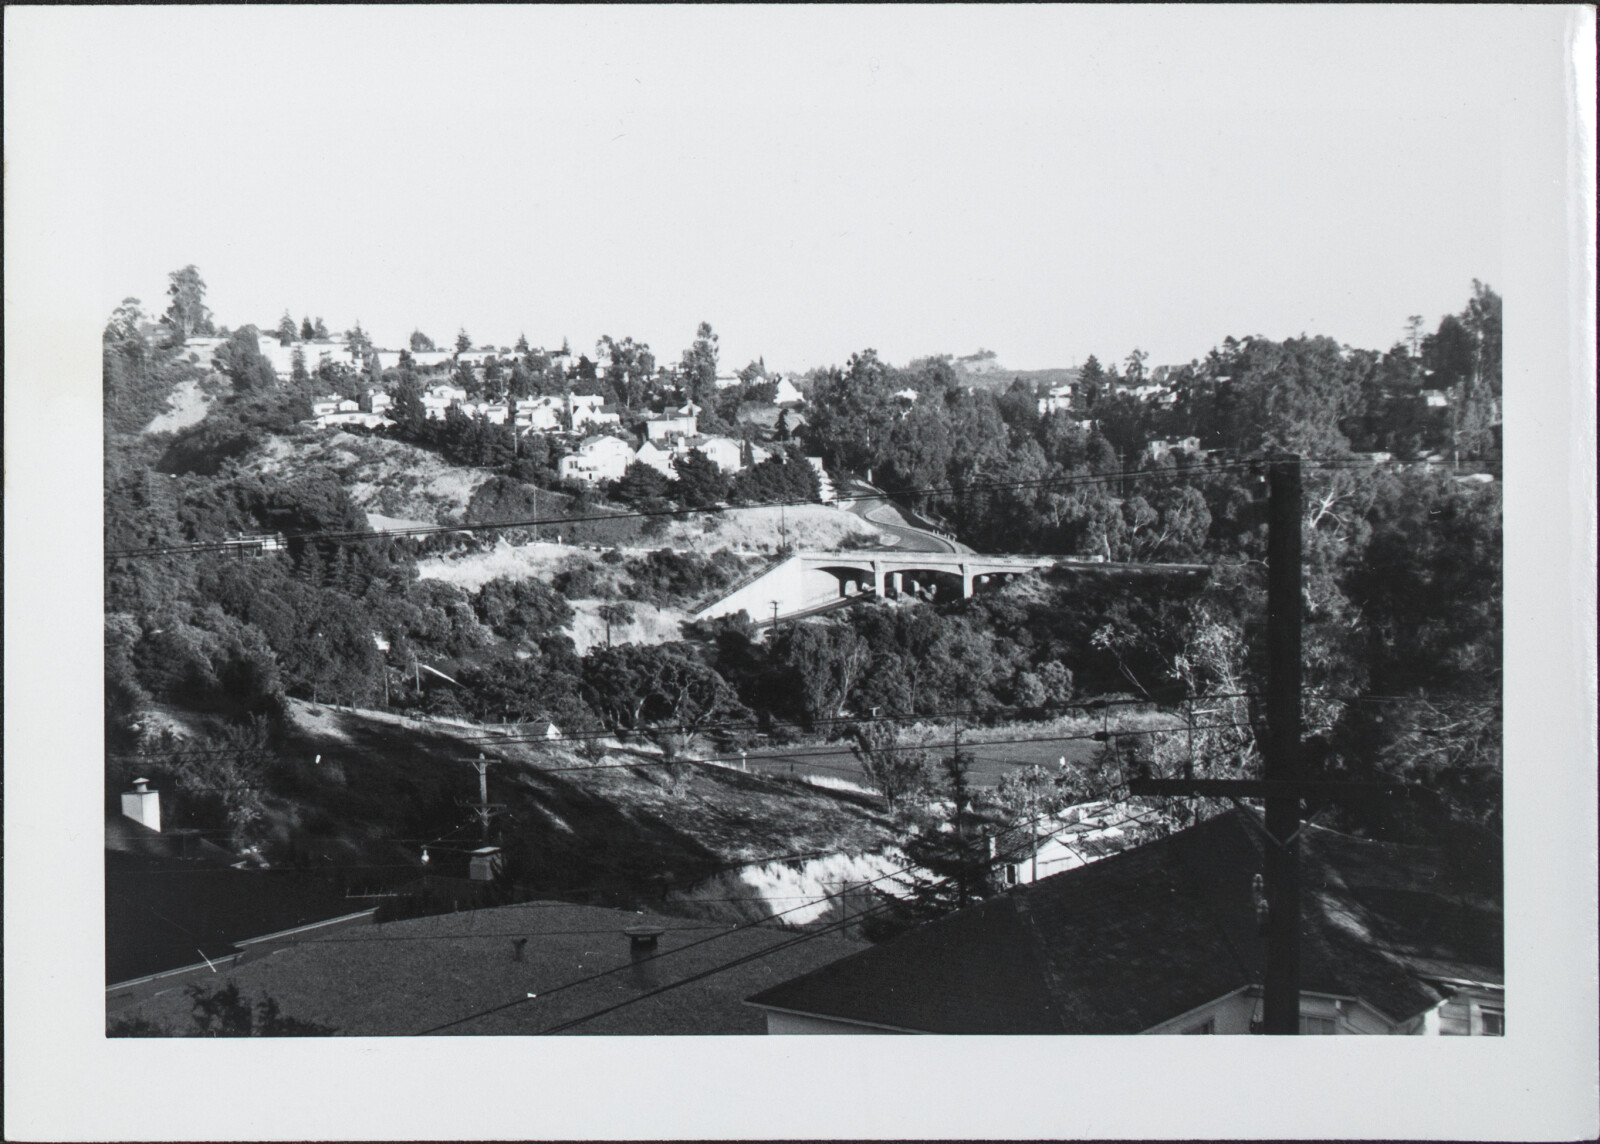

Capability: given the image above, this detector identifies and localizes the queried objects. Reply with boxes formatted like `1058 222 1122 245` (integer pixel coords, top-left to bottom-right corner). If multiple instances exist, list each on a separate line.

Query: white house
557 435 636 484
363 390 393 415
1037 383 1076 416
259 340 362 379
574 405 621 432
646 413 699 442
516 397 564 433
634 439 677 478
772 377 805 405
678 434 745 474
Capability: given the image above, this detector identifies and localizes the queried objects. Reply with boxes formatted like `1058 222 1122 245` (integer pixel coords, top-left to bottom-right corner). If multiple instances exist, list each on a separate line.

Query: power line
524 802 1184 1036
103 460 1269 561
105 690 1261 765
106 719 1258 780
411 780 1164 1035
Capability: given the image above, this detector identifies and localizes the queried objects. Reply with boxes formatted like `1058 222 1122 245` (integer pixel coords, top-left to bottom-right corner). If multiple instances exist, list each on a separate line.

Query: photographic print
6 4 1595 1141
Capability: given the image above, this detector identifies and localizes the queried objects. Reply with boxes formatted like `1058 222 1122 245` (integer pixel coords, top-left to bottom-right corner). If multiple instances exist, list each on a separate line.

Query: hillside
252 699 900 906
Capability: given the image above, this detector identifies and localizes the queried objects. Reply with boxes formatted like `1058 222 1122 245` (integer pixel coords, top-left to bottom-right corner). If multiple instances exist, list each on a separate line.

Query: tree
410 330 436 352
312 317 329 340
1077 355 1106 409
581 644 749 737
456 328 472 353
290 345 309 385
161 265 215 341
803 350 897 479
515 332 530 353
680 321 720 407
344 320 372 355
850 721 928 812
671 448 729 509
616 460 672 504
300 316 315 341
597 335 656 408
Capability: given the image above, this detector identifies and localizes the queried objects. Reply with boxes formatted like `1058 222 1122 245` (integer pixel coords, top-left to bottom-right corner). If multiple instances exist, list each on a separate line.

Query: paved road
738 734 1101 790
836 479 973 554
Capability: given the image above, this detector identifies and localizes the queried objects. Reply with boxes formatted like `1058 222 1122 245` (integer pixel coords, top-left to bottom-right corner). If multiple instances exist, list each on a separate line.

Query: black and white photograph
5 4 1595 1141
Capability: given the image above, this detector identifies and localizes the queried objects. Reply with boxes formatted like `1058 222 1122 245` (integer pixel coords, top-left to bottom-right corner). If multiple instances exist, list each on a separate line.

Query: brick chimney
121 778 161 833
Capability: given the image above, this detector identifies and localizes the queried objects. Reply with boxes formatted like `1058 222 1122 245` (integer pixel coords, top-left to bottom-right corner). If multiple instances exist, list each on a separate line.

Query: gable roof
747 810 1501 1034
109 898 868 1036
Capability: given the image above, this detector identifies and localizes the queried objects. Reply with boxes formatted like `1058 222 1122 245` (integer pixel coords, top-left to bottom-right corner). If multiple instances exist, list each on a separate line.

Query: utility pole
1125 454 1308 1033
1261 453 1303 1034
459 754 506 841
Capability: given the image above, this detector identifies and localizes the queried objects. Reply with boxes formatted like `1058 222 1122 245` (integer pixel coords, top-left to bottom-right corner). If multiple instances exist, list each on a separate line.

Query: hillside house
515 397 564 433
1143 436 1202 463
646 412 699 442
375 349 456 371
676 434 744 473
259 340 362 379
634 439 677 477
772 376 805 405
362 390 393 415
1423 389 1451 408
558 435 635 484
745 810 1502 1036
1037 383 1076 416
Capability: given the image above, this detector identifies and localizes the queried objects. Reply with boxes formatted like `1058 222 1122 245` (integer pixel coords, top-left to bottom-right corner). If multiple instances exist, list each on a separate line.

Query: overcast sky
22 5 1522 372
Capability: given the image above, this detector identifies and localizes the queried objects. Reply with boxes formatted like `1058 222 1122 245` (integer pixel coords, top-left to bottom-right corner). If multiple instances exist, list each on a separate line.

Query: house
375 349 455 372
363 390 393 415
634 439 677 478
1423 389 1451 408
107 899 867 1036
1143 436 1202 463
646 412 699 442
677 434 745 473
258 340 363 379
892 387 920 404
745 810 1502 1035
1037 384 1076 416
557 435 636 484
574 404 622 432
772 376 805 405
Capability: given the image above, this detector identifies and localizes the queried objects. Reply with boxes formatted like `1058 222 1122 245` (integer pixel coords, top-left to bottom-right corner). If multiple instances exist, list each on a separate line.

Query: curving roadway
835 477 974 554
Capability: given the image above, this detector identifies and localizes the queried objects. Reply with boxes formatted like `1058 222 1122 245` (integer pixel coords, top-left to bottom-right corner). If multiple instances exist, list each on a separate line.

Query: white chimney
121 777 161 833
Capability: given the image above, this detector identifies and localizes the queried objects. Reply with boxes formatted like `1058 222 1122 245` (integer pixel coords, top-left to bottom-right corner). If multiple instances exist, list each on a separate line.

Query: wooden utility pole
1261 453 1303 1034
1126 454 1306 1033
459 754 506 841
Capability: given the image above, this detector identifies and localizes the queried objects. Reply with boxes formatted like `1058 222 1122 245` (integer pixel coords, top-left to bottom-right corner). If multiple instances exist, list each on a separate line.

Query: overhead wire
411 779 1173 1035
103 459 1274 560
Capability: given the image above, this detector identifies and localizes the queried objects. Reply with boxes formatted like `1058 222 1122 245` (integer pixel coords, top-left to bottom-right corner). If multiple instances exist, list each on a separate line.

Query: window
1299 1015 1337 1035
1003 864 1019 887
1182 1018 1216 1034
1480 1008 1504 1036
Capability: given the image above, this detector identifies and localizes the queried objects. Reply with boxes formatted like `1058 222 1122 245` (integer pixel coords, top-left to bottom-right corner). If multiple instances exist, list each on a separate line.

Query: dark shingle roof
747 810 1501 1033
109 900 867 1036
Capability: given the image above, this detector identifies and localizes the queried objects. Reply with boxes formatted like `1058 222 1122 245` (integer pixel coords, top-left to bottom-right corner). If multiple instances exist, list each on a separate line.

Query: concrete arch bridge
695 551 1137 625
